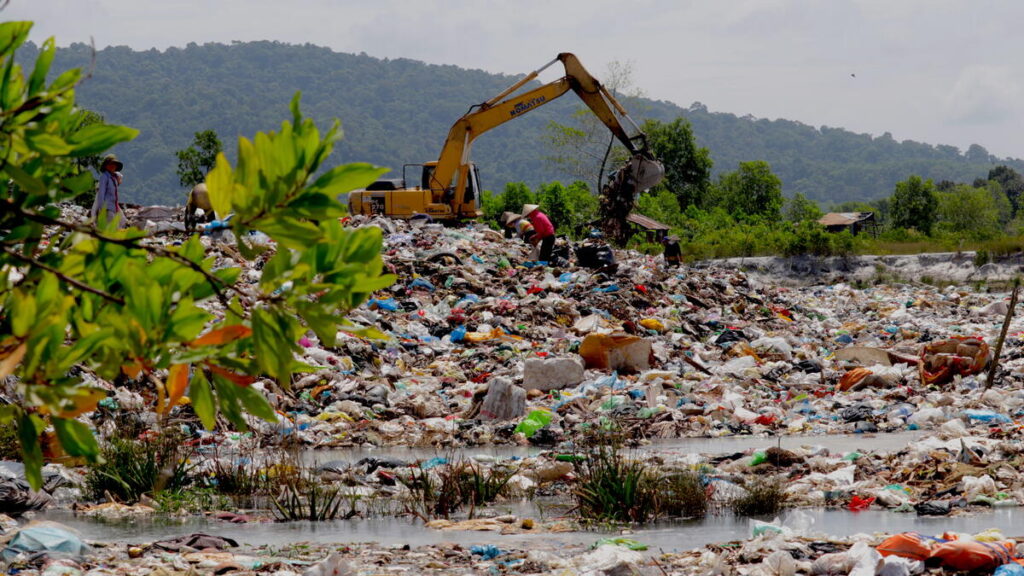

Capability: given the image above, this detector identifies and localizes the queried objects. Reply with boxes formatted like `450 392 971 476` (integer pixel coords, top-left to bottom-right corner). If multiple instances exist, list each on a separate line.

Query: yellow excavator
348 53 664 222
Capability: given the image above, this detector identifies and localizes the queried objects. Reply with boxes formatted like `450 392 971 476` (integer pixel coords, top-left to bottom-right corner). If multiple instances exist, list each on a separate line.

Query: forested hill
32 41 1024 206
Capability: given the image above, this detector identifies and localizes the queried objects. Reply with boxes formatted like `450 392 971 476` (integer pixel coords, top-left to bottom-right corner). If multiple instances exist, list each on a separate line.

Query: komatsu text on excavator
348 53 663 222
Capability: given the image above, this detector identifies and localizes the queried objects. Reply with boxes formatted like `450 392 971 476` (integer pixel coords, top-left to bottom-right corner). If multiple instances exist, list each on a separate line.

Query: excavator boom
349 53 663 221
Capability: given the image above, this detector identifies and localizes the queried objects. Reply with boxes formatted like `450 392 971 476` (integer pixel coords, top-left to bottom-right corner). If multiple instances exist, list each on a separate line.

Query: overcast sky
8 0 1024 159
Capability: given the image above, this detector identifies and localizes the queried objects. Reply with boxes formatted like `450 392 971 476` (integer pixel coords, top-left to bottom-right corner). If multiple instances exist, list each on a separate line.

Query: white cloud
945 65 1022 126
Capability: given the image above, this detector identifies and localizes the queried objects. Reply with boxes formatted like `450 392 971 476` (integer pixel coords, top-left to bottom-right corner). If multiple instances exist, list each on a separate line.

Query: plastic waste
303 553 355 576
928 539 1015 571
590 538 647 551
879 555 923 576
995 564 1024 576
470 544 503 560
877 533 935 561
2 523 89 561
962 409 1012 424
761 550 796 576
848 495 875 511
848 541 883 576
408 277 435 292
514 409 552 438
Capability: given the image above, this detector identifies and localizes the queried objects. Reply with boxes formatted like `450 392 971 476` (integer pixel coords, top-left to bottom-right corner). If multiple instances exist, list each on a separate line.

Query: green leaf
189 370 217 430
252 308 295 384
167 299 213 342
284 193 346 220
205 152 235 218
62 171 96 197
52 417 99 459
17 412 43 491
212 374 248 431
235 385 278 423
27 37 55 96
67 124 139 157
0 22 31 56
5 163 47 195
25 132 71 156
257 217 323 250
310 163 388 198
10 291 36 338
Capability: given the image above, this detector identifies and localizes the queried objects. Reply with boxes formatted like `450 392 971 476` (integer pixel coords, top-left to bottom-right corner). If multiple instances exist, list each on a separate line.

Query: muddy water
42 507 1024 553
299 430 928 466
50 430 1010 554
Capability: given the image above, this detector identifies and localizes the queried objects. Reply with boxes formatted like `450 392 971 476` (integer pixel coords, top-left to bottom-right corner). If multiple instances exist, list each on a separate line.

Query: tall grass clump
658 471 708 519
730 475 789 517
84 433 192 503
571 429 658 524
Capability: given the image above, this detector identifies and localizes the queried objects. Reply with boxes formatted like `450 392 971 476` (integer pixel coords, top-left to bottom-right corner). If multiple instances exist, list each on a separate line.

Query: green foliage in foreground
0 22 395 489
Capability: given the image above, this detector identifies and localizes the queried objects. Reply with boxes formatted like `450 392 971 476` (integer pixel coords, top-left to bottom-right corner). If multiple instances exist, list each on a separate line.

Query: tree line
20 41 1023 208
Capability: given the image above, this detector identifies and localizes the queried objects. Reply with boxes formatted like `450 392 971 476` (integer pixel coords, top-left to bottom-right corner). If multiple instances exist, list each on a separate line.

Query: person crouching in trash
500 211 535 243
520 204 555 262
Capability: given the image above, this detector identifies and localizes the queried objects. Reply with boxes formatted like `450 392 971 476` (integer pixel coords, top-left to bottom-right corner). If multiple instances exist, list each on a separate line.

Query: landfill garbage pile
242 215 1024 451
3 520 1024 575
5 206 1024 575
37 206 1024 452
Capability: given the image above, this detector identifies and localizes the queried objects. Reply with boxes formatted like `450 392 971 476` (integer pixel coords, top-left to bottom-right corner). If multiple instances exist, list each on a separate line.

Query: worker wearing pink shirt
521 204 555 262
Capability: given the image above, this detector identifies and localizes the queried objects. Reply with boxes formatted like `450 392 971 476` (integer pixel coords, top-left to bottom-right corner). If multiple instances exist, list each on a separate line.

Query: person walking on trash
91 154 125 227
521 204 555 262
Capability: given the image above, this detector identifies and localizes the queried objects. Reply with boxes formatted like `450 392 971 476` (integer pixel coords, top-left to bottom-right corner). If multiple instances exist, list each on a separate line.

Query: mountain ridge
28 41 1023 206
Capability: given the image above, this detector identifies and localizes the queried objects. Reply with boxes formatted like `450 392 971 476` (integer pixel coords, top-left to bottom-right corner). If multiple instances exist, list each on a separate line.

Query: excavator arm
432 53 662 217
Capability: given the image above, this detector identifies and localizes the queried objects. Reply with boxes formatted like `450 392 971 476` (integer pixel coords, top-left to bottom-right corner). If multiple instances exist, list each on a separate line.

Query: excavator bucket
597 154 666 246
630 154 665 192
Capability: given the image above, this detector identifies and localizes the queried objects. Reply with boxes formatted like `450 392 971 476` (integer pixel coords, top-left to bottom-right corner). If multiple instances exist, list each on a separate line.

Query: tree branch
17 207 249 316
2 246 125 305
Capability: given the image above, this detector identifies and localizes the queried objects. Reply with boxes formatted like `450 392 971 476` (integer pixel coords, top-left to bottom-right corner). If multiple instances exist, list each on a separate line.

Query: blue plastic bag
408 278 436 292
470 544 503 560
963 409 1012 423
450 325 467 343
995 564 1024 576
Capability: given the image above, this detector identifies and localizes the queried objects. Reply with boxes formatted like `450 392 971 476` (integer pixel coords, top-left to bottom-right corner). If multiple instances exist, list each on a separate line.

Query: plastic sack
470 544 503 560
849 541 884 576
995 564 1024 576
927 539 1015 571
963 409 1012 424
877 532 936 561
578 332 651 373
962 475 997 501
848 495 875 511
591 538 647 551
1 523 89 561
879 555 923 576
639 318 665 332
761 550 796 576
514 409 552 438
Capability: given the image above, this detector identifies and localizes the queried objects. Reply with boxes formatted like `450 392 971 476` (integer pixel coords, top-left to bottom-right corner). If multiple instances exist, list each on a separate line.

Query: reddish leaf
190 325 253 347
207 363 257 387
